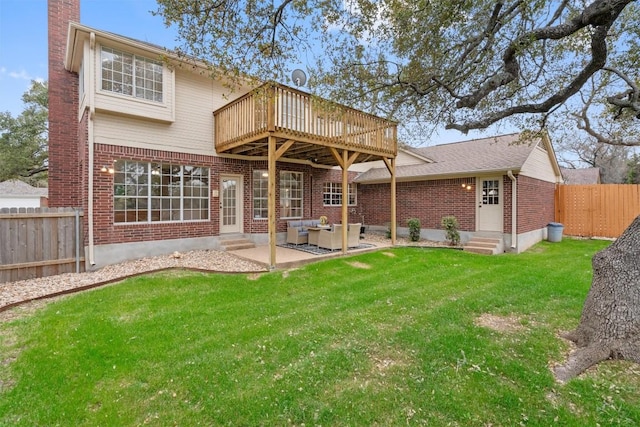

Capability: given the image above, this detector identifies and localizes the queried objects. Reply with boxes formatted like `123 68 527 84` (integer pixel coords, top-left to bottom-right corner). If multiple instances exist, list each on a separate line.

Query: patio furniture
307 225 332 246
347 223 362 248
317 224 343 250
286 219 323 245
315 223 360 250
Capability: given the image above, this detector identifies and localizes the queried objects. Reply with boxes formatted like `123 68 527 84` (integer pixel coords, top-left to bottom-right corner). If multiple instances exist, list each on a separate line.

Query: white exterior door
477 177 504 232
220 175 242 234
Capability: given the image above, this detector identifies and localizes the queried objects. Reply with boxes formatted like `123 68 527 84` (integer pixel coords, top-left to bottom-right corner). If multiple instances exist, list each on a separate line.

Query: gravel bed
0 250 266 313
0 234 453 316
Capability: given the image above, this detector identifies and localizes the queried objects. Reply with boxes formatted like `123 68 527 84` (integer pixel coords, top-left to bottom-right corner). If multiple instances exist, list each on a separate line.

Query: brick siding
359 178 476 231
48 0 81 207
516 175 556 233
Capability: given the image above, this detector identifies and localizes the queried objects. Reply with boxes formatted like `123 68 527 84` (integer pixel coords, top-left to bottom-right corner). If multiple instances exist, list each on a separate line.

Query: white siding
94 68 248 155
520 145 558 183
0 196 43 208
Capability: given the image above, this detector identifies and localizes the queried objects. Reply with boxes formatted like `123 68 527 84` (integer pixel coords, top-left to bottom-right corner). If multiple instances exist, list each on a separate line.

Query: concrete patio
229 237 394 269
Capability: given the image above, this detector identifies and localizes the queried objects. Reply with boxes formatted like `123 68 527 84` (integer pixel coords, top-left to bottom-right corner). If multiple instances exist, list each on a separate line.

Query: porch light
100 165 115 174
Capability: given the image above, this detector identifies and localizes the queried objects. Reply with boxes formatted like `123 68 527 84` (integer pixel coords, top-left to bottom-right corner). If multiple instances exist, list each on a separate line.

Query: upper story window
101 46 163 103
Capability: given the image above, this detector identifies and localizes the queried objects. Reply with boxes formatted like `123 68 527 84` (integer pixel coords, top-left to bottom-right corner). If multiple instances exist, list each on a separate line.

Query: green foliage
5 240 637 426
407 217 421 241
156 0 639 145
0 81 48 185
626 153 640 184
441 215 461 246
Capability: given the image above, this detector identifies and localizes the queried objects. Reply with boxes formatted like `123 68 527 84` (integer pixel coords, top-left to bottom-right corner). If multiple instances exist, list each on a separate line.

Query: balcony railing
213 83 397 159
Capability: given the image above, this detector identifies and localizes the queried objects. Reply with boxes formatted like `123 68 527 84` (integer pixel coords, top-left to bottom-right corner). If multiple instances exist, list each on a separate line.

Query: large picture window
114 160 209 223
253 170 269 219
323 182 357 206
101 47 163 103
280 171 303 218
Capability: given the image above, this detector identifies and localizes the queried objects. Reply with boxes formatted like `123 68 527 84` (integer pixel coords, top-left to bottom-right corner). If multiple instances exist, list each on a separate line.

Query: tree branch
448 0 633 133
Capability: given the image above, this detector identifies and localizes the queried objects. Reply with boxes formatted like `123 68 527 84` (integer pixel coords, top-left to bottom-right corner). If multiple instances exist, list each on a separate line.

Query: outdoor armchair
317 224 343 250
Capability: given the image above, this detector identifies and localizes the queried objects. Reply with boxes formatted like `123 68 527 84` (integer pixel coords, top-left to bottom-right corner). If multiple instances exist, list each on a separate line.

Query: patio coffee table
307 225 331 246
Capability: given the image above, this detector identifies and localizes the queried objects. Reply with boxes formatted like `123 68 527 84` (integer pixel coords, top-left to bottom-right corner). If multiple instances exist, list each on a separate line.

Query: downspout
507 170 517 249
87 32 96 265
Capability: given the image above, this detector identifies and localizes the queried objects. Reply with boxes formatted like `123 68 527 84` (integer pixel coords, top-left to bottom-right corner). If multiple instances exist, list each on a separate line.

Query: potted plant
319 215 328 226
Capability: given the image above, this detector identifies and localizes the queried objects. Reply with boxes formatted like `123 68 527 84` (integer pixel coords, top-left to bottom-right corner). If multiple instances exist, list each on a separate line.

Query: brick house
355 133 563 252
48 0 560 269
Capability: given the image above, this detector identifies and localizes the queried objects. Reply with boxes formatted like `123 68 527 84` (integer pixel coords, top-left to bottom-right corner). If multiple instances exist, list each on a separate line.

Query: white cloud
8 69 32 80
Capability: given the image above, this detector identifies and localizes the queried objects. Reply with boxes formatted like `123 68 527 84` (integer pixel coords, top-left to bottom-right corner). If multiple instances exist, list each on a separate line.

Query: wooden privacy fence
555 184 640 238
0 207 85 284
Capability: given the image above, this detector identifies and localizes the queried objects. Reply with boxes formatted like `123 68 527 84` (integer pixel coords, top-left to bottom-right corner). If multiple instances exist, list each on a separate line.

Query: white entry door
220 175 242 234
477 177 504 232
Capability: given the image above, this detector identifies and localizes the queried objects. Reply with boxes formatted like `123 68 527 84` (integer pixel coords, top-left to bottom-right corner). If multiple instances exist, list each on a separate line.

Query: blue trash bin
547 222 564 242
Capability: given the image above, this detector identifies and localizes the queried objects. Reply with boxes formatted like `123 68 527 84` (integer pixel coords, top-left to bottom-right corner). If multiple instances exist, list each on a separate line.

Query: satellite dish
291 69 307 87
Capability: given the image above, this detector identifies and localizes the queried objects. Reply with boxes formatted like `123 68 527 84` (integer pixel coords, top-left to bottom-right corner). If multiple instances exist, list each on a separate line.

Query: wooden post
268 135 277 269
267 85 276 132
383 157 397 245
342 149 349 253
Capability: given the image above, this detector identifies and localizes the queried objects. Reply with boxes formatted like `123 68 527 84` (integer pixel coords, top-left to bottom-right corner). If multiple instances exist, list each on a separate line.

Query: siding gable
520 145 559 183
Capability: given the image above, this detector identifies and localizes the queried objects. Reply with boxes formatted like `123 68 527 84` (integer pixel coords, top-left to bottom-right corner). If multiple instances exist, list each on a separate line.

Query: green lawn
1 238 639 426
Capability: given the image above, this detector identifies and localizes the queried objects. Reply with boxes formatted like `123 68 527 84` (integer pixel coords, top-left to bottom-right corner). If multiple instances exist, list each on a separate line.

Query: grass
1 238 639 426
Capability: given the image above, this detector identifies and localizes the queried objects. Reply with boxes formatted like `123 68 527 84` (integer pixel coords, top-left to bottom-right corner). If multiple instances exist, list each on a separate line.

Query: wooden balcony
213 83 397 166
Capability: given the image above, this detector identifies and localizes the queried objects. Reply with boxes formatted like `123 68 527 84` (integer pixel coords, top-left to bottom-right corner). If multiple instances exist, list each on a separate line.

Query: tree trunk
554 214 640 383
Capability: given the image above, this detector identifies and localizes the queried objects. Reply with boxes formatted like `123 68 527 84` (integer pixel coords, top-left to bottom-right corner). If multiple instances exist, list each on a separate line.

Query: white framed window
101 46 163 103
482 180 500 205
253 170 269 219
114 160 209 223
323 182 357 206
280 171 303 218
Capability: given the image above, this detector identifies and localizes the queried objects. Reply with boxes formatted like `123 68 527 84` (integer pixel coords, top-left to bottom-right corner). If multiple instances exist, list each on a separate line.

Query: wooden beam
268 135 277 269
275 139 295 160
329 147 344 168
383 157 397 245
342 149 349 254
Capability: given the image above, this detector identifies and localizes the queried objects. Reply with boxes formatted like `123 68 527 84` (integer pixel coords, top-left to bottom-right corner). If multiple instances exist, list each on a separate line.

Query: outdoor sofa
286 219 324 244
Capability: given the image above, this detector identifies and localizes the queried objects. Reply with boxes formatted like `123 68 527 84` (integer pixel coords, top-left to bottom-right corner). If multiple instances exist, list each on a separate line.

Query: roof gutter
507 170 517 249
88 32 96 266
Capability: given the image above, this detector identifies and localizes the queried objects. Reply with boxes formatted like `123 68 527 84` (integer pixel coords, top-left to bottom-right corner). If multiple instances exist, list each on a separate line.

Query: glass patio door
220 175 242 234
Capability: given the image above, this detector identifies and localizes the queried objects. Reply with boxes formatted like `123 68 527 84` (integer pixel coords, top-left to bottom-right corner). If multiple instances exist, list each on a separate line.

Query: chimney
48 0 81 207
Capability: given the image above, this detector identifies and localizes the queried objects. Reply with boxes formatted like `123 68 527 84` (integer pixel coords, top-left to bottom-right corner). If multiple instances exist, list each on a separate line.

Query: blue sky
0 0 178 116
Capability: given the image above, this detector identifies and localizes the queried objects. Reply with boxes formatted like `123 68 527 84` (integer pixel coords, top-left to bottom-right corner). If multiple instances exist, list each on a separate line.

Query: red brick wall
516 175 556 233
48 0 81 207
310 169 361 224
92 145 329 244
359 178 476 231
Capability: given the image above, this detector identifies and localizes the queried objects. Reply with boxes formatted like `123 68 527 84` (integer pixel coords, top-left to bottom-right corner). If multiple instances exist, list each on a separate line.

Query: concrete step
463 236 503 255
219 236 255 251
470 237 502 245
464 245 495 255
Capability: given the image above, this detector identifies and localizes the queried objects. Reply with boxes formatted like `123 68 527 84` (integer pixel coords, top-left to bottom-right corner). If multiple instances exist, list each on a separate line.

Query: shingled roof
0 179 48 196
560 167 601 184
355 133 542 183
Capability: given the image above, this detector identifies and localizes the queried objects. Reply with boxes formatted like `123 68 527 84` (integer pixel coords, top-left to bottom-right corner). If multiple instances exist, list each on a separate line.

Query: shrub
407 218 421 242
441 216 460 246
